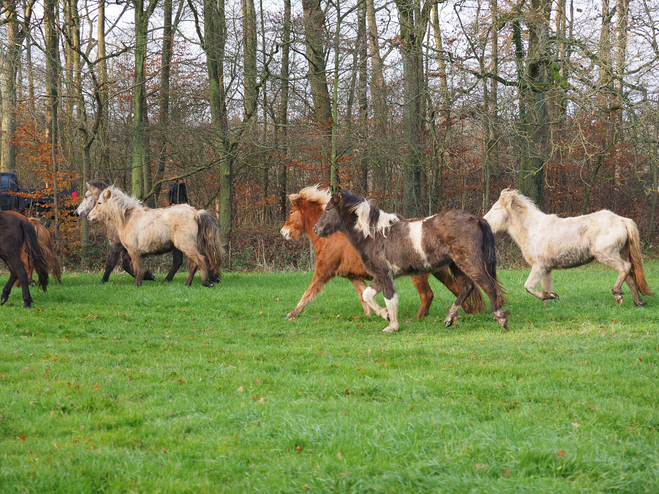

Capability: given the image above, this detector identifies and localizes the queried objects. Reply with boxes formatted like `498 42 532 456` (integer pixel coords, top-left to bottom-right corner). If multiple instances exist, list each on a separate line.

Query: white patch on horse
352 200 399 238
409 221 430 268
352 201 372 237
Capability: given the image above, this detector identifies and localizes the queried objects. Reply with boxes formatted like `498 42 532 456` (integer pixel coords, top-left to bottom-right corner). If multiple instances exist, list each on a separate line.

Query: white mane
290 184 331 206
351 200 399 238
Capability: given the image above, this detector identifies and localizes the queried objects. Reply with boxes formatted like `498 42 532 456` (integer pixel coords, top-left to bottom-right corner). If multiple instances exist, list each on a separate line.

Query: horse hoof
635 300 646 307
382 326 399 333
23 300 33 308
1 296 7 305
29 280 36 287
444 319 453 328
205 283 215 288
100 278 108 284
616 298 623 306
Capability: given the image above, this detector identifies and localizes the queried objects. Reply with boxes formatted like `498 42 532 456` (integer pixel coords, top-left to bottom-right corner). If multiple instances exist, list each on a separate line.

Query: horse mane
88 180 110 191
501 189 540 216
106 185 145 215
342 191 399 238
289 184 331 206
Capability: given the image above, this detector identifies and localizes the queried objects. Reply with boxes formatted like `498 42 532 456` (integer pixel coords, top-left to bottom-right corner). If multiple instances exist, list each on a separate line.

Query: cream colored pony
484 189 653 306
88 186 223 287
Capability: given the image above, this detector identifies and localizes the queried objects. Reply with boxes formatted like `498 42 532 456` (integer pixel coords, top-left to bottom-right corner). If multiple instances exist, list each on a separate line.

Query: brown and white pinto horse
0 211 49 307
280 185 484 319
314 190 508 332
88 186 223 287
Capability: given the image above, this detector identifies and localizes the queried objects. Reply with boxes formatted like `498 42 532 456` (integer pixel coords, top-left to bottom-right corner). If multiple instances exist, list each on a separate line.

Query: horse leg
443 264 476 327
350 279 372 317
361 280 389 321
184 260 198 286
452 261 508 330
410 274 433 319
128 251 146 286
164 248 184 282
379 277 399 333
1 273 18 306
595 253 632 306
524 265 558 301
102 243 124 283
541 273 555 305
285 271 334 318
432 267 486 314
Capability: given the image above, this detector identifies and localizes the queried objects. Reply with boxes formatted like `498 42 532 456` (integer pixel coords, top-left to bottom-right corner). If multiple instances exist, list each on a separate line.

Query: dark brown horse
0 211 49 307
6 212 61 287
314 190 508 332
281 185 484 319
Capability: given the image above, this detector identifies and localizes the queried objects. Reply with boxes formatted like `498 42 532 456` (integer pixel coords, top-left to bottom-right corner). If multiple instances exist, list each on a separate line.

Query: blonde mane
289 184 331 206
106 185 146 215
501 189 540 215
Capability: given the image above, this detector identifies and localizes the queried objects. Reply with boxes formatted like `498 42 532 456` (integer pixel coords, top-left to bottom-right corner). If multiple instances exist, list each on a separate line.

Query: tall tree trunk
518 0 552 207
395 0 426 217
131 0 158 198
366 0 389 197
1 1 32 173
153 0 175 203
302 0 332 182
201 0 232 250
356 0 369 194
98 0 110 173
276 0 291 219
45 0 60 247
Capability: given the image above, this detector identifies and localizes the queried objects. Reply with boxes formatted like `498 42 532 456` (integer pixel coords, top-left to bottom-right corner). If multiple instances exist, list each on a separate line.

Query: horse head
75 182 104 217
313 190 346 238
280 196 305 241
87 188 114 224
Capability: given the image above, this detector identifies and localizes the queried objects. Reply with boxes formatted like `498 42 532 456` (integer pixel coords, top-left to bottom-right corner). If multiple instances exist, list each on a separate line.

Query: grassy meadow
1 264 659 493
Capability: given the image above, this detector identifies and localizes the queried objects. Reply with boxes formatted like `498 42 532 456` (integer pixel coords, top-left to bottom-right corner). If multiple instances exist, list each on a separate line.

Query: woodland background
0 0 658 271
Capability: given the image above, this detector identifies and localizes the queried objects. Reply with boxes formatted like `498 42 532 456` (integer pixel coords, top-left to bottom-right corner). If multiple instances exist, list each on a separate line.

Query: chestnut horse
88 186 223 287
281 185 484 319
484 188 653 305
0 211 49 307
9 212 61 287
314 190 508 332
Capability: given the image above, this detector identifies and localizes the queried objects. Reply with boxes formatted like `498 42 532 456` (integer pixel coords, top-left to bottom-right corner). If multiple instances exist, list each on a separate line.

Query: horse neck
301 204 328 250
508 204 545 250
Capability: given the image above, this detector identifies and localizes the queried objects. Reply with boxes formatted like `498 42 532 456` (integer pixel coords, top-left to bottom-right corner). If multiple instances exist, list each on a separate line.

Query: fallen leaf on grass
556 450 566 458
337 450 344 460
237 386 244 392
571 422 580 428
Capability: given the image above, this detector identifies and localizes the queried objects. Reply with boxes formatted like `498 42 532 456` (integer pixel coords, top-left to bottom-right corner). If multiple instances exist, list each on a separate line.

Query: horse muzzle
280 227 291 240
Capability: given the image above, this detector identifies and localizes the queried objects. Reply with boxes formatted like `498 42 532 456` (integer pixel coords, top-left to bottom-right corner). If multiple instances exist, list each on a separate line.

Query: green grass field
1 264 658 493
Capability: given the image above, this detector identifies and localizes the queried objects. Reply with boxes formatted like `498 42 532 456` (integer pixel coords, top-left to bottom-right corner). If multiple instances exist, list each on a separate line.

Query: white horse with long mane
484 189 653 306
88 186 224 287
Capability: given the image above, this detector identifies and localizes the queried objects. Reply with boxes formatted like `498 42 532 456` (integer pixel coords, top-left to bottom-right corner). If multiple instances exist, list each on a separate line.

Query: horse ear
113 178 121 187
336 190 343 203
101 189 112 200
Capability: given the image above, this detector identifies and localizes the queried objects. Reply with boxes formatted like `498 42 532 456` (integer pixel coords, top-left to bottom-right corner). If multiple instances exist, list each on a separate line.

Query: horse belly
552 248 593 269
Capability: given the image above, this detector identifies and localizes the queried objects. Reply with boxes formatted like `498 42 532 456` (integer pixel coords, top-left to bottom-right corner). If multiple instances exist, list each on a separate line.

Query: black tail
479 217 505 306
21 221 49 292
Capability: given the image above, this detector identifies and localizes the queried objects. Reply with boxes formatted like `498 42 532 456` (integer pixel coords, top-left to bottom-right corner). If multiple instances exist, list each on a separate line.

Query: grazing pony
88 186 223 287
77 181 189 283
7 212 61 287
0 211 49 307
314 190 507 332
281 185 484 319
484 188 653 305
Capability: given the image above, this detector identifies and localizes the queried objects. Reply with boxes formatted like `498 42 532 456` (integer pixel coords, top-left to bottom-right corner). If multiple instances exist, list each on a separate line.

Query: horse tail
479 217 506 306
30 219 62 283
196 211 224 280
21 220 49 292
625 219 654 296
